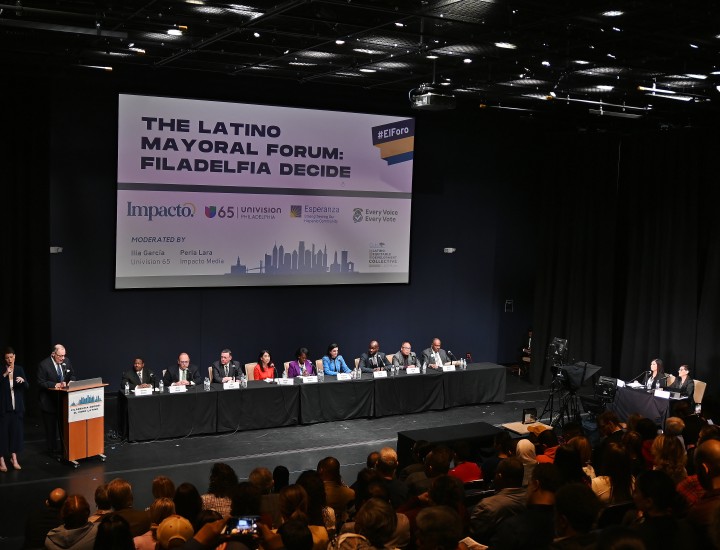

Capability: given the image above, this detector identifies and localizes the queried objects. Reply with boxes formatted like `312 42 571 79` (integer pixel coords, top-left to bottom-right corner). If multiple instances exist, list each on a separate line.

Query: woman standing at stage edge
0 347 28 471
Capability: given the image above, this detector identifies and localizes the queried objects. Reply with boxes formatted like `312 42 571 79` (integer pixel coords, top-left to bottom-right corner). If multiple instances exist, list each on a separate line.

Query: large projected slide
116 94 414 289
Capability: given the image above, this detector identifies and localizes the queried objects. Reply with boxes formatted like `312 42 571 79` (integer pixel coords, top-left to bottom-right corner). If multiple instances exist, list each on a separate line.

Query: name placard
654 389 670 399
406 367 420 375
442 365 456 372
168 385 187 393
223 381 240 390
336 373 352 381
299 375 319 384
373 370 388 378
277 378 294 386
134 387 153 396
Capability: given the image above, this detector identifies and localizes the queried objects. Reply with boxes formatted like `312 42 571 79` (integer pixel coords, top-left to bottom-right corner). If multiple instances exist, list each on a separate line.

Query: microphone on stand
628 370 651 383
447 350 457 362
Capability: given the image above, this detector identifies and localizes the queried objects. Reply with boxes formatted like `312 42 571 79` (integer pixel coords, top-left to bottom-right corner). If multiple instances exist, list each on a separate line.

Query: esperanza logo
126 201 196 221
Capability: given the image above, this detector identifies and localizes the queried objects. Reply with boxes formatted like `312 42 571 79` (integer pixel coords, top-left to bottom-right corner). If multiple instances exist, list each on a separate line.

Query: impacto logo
290 205 302 218
353 208 364 223
126 201 196 221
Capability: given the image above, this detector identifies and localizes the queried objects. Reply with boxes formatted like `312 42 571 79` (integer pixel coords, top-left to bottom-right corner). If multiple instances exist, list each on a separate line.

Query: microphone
447 350 457 361
628 371 649 383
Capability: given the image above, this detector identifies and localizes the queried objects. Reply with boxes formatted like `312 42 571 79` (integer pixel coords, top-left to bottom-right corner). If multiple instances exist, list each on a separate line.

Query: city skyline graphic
227 240 355 275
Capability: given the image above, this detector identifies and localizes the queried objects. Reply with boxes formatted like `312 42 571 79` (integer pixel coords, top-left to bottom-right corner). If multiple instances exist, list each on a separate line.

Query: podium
58 378 108 467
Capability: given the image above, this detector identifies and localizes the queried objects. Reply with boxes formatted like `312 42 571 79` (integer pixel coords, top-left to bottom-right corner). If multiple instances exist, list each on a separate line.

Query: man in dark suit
121 357 156 390
393 342 419 368
163 352 202 386
358 340 391 373
421 338 451 369
210 348 241 383
36 344 76 455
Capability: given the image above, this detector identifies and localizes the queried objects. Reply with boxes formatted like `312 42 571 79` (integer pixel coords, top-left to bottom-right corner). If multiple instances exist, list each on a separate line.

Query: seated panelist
671 364 695 404
392 342 419 368
254 349 276 380
121 357 155 390
163 352 202 386
211 348 241 383
358 340 390 373
644 358 668 390
288 347 315 378
421 338 451 369
322 343 351 376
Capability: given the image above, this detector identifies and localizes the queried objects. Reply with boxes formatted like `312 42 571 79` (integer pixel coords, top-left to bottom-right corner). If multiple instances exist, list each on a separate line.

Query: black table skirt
299 377 374 424
119 363 507 441
216 382 300 432
610 386 671 425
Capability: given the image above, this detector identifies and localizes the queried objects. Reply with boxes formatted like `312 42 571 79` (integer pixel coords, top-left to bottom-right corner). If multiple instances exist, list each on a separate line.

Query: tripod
554 390 581 428
540 371 567 426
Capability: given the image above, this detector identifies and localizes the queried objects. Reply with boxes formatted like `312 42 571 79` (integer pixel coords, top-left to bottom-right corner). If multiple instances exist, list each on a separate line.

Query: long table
610 386 673 426
118 362 507 441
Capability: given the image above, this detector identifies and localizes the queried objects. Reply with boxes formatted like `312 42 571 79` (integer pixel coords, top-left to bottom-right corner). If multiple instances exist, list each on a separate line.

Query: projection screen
116 94 414 289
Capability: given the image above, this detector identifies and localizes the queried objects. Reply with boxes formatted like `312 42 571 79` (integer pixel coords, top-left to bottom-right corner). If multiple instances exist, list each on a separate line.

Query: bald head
696 439 720 490
48 488 67 509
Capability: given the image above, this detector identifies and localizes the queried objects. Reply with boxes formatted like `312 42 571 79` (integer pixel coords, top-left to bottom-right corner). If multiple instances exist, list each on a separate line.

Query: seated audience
288 348 315 378
134 497 175 550
106 478 151 538
173 482 203 529
415 506 462 550
515 439 537 487
278 519 315 550
250 466 282 528
338 498 397 550
23 487 66 550
554 445 590 486
629 470 695 550
254 350 276 381
449 441 482 483
296 470 337 537
45 494 98 550
405 445 453 497
480 431 514 483
318 456 355 524
687 439 720 547
591 442 634 504
621 430 647 477
376 447 408 509
399 475 466 541
549 483 601 549
155 514 195 550
88 484 111 523
635 418 660 470
92 513 134 550
322 343 351 376
399 440 432 482
593 411 625 474
665 416 686 447
469 457 526 543
536 429 560 464
651 434 687 485
273 465 291 493
201 462 238 516
151 476 176 500
278 485 329 550
567 435 595 479
489 463 563 550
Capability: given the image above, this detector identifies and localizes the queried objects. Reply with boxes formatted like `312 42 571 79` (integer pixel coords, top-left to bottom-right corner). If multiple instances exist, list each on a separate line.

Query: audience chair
694 380 707 407
244 363 255 381
596 500 636 529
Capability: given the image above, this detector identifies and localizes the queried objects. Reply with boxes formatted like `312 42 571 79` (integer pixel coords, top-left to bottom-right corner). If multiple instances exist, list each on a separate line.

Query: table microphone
447 350 457 361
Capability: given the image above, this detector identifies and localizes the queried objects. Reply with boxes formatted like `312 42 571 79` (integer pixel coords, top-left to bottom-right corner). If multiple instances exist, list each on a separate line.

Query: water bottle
241 374 247 388
158 379 164 393
203 377 211 391
124 380 129 395
282 369 287 379
422 362 427 374
318 369 324 383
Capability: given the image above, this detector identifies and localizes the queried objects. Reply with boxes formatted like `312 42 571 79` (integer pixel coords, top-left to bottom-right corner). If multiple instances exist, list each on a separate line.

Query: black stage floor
0 374 559 549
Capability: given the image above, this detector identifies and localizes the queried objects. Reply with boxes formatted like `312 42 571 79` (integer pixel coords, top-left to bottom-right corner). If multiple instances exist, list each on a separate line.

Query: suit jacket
37 356 76 413
211 360 241 383
392 351 419 368
358 352 390 373
421 348 450 367
121 368 156 390
0 364 29 413
672 376 696 403
163 364 202 386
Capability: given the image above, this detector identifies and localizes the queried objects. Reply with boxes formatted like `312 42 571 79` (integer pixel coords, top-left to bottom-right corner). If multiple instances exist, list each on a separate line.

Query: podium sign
67 387 104 422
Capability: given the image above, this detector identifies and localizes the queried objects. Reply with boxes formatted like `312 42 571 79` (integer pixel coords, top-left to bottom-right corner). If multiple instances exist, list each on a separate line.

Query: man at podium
37 344 76 455
121 357 155 390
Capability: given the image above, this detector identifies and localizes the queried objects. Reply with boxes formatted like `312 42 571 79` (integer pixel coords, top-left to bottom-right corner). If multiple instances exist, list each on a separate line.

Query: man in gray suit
393 342 419 368
421 338 451 370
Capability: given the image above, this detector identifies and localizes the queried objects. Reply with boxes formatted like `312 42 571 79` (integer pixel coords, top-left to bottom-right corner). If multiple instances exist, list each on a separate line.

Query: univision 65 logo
205 206 236 219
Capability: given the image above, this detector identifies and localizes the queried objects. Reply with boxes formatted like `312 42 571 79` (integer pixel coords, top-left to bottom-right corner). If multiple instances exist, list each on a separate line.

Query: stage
0 371 550 549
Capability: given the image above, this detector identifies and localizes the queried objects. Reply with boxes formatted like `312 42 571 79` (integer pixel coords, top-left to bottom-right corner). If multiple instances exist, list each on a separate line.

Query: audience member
651 434 687 484
155 514 195 550
152 476 176 500
273 465 290 493
536 429 560 464
449 441 482 483
399 440 432 482
591 442 634 504
376 447 408 509
278 519 314 550
343 478 410 549
480 431 514 483
318 457 355 523
515 439 537 487
338 498 397 550
279 484 329 550
22 487 66 549
88 484 111 523
106 478 151 538
665 416 686 447
250 466 282 528
567 435 595 479
687 439 720 547
201 462 238 516
92 513 134 550
415 506 462 550
489 463 563 550
629 470 695 550
593 411 625 474
230 482 262 518
366 451 380 469
173 482 203 528
134 497 175 550
549 483 601 549
621 430 646 477
405 445 453 496
553 445 590 486
469 457 526 543
45 494 98 550
635 418 659 470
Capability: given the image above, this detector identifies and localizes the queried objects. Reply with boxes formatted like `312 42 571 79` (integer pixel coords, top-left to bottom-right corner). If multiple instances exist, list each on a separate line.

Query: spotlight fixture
409 83 456 111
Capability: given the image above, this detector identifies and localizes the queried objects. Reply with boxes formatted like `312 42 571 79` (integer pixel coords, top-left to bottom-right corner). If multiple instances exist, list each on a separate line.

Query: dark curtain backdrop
532 128 720 409
0 80 52 412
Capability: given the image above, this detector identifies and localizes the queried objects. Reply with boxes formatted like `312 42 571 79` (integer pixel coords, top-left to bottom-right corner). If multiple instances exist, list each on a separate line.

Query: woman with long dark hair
254 349 276 380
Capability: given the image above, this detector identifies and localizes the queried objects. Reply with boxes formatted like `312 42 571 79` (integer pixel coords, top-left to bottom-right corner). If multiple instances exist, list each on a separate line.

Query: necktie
225 365 229 377
180 369 185 382
56 363 63 381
